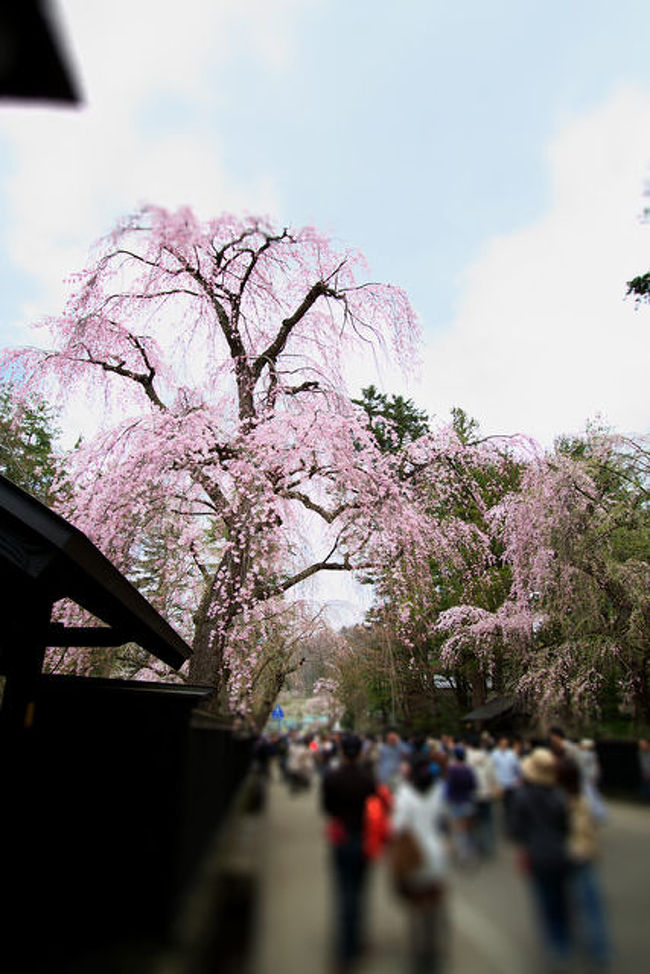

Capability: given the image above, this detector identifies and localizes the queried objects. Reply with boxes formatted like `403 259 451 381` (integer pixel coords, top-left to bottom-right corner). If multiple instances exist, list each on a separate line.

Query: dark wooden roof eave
462 694 522 722
0 475 192 670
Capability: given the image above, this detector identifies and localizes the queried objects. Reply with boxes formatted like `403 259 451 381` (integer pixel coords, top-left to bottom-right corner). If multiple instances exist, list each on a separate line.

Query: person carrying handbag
390 756 450 974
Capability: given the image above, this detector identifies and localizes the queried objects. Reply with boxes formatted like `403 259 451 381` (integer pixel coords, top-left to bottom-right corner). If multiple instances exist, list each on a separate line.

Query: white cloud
0 0 313 331
417 86 650 445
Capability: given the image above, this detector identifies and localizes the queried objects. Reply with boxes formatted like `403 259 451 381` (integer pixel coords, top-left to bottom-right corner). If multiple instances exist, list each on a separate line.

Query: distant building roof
462 694 525 722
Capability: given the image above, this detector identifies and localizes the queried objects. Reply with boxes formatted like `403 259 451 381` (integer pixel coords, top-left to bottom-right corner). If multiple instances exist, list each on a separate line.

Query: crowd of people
254 725 618 974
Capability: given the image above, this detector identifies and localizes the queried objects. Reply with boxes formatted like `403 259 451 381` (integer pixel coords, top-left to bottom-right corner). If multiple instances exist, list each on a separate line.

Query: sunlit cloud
416 86 650 445
0 0 315 331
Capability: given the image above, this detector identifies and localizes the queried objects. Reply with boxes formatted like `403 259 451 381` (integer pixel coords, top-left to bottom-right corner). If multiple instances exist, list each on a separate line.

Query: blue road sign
271 705 284 719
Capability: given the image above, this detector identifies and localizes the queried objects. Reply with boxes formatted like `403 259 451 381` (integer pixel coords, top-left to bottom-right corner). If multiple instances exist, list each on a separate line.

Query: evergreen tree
0 382 65 503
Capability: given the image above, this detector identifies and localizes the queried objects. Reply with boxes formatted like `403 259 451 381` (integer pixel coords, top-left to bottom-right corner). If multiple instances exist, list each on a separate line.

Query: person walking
275 732 290 782
556 757 613 971
322 733 377 974
467 737 499 857
578 739 600 789
287 733 314 792
361 733 380 776
376 729 411 791
638 738 650 802
491 735 522 837
391 756 450 973
510 747 572 973
443 744 477 866
578 738 607 824
548 726 583 771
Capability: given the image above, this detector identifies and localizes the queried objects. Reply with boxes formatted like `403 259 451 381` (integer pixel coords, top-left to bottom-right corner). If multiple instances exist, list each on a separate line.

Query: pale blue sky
2 0 650 442
206 0 650 325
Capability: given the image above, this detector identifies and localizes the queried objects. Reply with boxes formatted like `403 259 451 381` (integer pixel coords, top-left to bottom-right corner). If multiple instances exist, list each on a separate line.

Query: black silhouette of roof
0 474 191 669
0 2 80 104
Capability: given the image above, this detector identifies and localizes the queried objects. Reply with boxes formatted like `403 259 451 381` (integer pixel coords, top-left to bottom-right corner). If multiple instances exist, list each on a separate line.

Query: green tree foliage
349 393 650 731
352 385 430 455
449 405 479 445
0 382 65 503
626 272 650 303
366 405 525 721
626 194 650 303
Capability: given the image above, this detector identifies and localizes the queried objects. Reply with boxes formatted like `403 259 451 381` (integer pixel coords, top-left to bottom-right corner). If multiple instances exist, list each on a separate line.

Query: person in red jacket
363 783 393 860
322 734 376 973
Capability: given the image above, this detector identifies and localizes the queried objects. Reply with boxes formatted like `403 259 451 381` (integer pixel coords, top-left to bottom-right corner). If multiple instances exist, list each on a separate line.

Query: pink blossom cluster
1 206 423 710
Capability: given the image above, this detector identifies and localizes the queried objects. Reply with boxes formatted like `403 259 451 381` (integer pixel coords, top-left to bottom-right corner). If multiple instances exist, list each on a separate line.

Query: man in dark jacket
444 744 477 864
510 746 572 971
322 734 376 973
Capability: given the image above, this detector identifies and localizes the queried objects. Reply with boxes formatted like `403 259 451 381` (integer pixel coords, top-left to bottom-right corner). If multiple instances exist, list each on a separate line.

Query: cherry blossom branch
252 281 335 381
283 489 349 523
75 338 166 409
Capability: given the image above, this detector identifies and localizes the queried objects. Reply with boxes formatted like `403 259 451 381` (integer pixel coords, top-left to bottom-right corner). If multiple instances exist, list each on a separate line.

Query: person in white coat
391 756 450 973
467 739 499 857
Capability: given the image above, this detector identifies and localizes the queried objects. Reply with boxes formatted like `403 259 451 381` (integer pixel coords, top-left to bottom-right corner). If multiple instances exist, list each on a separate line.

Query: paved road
252 772 649 974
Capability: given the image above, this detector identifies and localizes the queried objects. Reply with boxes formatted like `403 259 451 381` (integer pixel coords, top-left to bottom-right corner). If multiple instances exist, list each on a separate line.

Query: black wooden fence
1 675 254 971
595 738 643 796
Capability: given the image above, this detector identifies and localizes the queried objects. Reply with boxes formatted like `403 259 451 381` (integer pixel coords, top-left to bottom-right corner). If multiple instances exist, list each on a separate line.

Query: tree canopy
2 205 422 715
4 204 649 732
327 404 650 732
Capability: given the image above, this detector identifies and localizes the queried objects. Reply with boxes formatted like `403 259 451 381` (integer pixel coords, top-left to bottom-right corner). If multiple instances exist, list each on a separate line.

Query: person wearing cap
322 733 377 973
510 747 572 971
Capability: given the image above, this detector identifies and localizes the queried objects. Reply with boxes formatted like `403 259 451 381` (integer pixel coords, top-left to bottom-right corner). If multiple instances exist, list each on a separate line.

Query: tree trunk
453 672 471 713
471 671 487 709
